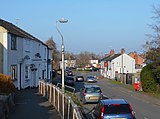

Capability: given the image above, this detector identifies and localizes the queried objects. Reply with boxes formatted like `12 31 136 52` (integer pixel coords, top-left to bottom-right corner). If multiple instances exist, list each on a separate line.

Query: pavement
8 88 61 119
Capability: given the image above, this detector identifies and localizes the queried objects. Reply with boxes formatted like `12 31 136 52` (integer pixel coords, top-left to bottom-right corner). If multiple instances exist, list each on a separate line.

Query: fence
39 80 82 119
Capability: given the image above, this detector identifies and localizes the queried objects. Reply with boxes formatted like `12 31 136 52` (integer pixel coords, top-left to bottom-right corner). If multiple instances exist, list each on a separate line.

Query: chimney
110 49 115 56
121 48 125 54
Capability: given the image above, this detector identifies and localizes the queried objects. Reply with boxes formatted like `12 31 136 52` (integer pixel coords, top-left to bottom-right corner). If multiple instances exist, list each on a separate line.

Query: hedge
140 64 158 93
0 73 16 94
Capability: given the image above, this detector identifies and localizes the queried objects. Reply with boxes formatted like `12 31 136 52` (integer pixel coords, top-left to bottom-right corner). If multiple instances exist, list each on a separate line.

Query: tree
75 51 98 67
144 5 160 93
45 37 59 69
147 5 160 62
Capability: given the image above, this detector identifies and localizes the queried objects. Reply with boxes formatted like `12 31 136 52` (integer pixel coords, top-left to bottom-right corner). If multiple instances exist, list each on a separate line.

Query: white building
0 19 52 90
89 59 99 68
101 49 135 79
60 59 76 69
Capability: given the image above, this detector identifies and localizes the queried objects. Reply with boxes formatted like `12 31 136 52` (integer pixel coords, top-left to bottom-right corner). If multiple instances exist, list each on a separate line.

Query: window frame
11 65 17 80
11 34 17 50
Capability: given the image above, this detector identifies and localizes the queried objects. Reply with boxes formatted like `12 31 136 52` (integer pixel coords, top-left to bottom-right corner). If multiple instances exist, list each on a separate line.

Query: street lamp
56 18 68 93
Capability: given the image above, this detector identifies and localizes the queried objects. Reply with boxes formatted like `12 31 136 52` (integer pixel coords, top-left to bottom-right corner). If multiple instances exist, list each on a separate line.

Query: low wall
0 93 14 119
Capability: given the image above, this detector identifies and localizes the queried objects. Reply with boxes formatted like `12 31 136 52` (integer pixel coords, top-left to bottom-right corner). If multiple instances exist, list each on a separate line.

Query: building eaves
0 19 48 47
101 54 121 61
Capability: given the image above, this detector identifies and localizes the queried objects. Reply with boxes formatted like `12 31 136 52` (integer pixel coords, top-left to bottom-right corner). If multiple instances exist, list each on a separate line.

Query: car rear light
129 104 135 118
100 105 104 119
84 90 86 96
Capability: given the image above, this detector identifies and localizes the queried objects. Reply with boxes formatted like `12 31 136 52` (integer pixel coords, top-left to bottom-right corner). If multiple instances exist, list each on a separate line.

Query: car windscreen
77 76 83 78
104 104 131 114
86 87 101 93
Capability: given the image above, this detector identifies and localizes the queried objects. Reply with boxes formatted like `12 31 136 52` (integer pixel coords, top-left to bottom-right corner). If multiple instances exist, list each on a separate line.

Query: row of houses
0 19 52 90
101 49 144 79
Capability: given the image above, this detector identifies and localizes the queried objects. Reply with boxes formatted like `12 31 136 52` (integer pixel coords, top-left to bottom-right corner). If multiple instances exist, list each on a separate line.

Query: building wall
0 31 4 73
0 25 52 89
8 34 23 88
110 54 135 79
90 60 99 67
0 27 8 74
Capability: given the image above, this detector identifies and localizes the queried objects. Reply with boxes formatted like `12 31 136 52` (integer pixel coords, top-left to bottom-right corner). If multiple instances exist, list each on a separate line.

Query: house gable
112 54 135 73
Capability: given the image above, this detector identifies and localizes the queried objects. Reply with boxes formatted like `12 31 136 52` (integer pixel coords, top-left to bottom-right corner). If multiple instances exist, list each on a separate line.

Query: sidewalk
8 88 61 119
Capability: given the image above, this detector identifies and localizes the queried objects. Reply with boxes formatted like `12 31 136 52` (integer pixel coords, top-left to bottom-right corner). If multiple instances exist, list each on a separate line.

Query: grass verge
66 91 81 106
105 78 160 99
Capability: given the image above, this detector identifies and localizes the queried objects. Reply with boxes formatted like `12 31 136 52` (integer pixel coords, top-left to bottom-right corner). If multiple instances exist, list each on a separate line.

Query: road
73 71 160 119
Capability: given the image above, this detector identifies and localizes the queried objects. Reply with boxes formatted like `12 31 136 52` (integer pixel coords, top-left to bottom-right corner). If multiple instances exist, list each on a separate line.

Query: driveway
8 88 61 119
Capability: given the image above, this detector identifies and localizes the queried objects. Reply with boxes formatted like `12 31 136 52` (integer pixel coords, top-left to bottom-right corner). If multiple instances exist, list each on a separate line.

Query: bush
140 64 158 93
0 73 16 94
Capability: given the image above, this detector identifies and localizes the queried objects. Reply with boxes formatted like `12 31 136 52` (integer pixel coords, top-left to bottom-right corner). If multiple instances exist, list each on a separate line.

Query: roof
0 19 47 47
101 99 128 105
101 54 121 61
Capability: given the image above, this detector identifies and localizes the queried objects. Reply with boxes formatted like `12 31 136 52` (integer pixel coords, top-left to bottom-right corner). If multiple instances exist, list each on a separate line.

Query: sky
1 0 160 55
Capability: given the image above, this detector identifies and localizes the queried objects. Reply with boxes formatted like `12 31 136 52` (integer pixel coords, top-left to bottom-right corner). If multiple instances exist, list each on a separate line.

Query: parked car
52 69 57 78
67 70 74 76
64 76 75 86
79 84 103 104
92 99 136 119
86 75 97 83
76 75 84 82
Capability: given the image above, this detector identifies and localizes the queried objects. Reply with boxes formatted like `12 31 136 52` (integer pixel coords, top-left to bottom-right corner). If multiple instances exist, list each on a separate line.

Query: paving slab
8 88 61 119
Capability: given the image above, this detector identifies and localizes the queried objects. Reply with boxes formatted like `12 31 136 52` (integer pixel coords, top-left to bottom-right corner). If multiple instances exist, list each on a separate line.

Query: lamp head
58 18 68 23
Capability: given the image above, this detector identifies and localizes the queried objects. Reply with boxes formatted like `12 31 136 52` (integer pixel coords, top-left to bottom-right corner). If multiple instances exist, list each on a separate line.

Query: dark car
76 75 84 82
92 99 136 119
64 76 75 86
67 70 74 76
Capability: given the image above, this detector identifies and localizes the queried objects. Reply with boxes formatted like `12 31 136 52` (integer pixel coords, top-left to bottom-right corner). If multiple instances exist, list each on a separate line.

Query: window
104 104 131 114
25 40 30 52
11 34 17 50
86 87 101 93
25 66 29 78
11 65 17 80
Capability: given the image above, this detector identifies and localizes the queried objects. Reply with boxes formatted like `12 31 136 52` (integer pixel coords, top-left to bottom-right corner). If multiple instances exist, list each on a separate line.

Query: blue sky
1 0 160 55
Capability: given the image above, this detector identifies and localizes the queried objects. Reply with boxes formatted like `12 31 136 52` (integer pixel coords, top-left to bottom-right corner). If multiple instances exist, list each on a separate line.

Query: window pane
11 34 17 50
25 66 29 78
104 104 131 114
11 65 17 80
86 87 101 93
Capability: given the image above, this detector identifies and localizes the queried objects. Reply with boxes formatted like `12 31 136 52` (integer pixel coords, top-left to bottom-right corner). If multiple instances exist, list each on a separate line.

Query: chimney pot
121 48 125 54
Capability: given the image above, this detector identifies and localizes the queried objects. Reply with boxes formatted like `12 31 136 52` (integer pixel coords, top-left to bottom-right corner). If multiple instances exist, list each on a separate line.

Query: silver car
80 84 103 104
86 75 97 83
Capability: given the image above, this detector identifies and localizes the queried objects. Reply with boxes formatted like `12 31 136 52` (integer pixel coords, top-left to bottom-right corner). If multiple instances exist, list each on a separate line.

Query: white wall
3 33 8 75
1 28 51 89
110 54 135 79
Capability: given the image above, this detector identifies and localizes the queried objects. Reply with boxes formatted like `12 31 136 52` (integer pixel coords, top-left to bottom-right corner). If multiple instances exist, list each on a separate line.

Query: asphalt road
73 71 160 119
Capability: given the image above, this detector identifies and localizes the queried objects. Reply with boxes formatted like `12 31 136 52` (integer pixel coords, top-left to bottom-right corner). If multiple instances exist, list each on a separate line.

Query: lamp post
56 18 68 93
